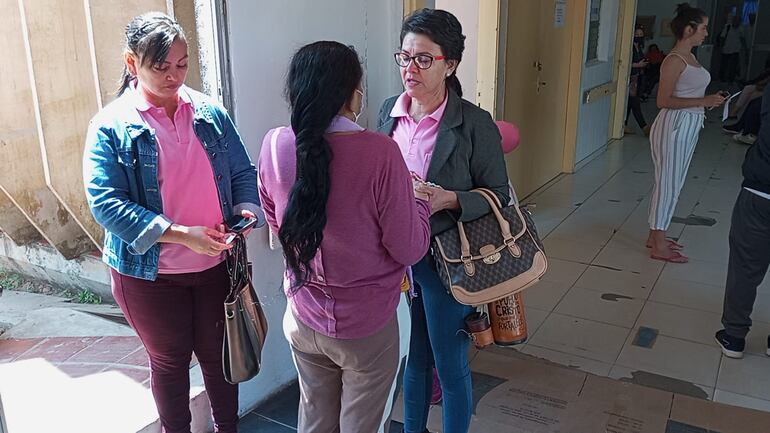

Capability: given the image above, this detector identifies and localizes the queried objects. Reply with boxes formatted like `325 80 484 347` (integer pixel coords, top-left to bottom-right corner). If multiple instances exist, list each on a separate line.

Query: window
586 0 602 63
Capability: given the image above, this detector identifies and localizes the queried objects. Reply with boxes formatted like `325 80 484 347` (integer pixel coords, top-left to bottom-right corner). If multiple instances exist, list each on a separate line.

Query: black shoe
723 125 741 134
716 329 745 359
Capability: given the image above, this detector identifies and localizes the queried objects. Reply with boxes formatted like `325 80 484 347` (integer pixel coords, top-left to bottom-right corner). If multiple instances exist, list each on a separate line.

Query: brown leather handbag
432 188 547 306
222 234 268 384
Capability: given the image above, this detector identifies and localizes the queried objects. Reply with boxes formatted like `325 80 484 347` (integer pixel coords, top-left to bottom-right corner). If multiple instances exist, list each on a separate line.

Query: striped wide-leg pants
648 108 704 231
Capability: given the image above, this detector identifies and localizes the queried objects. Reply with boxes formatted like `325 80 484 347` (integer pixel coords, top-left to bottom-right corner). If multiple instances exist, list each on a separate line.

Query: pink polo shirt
133 86 224 273
390 92 448 178
257 117 431 339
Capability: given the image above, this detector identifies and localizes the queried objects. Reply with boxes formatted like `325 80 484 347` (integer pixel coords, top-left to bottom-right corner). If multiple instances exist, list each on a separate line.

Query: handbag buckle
461 255 475 276
480 244 501 265
505 238 521 258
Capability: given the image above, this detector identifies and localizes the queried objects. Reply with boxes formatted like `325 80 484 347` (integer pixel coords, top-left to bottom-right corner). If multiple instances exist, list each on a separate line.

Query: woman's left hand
415 185 459 215
217 209 258 237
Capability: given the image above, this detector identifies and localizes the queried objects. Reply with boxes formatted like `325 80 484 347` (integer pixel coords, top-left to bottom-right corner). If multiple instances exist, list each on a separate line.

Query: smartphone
223 232 238 245
227 215 258 233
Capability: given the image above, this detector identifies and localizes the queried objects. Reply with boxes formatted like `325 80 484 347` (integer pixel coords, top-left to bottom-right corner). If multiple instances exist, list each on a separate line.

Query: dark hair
670 3 708 40
117 12 186 96
279 41 362 288
649 44 660 51
401 9 465 97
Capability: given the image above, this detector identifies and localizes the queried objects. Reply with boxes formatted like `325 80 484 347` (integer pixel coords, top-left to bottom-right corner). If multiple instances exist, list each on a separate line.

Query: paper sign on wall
555 0 567 28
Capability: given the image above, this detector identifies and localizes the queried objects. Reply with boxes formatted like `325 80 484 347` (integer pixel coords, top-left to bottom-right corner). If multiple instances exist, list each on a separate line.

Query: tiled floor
241 104 770 431
0 335 151 384
511 107 770 413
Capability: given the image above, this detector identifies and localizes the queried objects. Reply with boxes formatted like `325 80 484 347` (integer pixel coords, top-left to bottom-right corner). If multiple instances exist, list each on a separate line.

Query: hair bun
676 2 692 13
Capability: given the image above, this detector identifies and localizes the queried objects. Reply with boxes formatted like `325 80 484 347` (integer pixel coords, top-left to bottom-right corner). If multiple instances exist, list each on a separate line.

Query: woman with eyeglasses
258 41 431 433
377 9 509 433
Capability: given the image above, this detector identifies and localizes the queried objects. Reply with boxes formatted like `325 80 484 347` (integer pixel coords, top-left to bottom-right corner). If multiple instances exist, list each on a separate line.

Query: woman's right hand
703 93 727 108
162 224 232 256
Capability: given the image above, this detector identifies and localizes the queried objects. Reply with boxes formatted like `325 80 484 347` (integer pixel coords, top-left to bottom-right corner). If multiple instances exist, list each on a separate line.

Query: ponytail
279 41 362 288
446 73 463 97
117 65 134 97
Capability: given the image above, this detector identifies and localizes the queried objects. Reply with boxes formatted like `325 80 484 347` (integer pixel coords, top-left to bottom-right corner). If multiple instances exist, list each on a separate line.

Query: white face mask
354 89 365 122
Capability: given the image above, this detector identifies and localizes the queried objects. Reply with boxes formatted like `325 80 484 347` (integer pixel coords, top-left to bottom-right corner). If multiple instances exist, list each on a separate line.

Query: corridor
510 109 770 411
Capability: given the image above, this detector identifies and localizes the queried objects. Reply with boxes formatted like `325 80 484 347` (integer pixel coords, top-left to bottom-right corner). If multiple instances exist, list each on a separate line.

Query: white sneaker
733 133 757 145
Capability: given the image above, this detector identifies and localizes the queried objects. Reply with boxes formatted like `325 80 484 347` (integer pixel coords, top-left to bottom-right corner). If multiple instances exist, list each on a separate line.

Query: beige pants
283 306 400 433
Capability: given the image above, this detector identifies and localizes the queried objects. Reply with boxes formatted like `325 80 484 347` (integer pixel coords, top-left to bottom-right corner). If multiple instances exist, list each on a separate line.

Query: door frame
609 0 638 140
562 0 590 173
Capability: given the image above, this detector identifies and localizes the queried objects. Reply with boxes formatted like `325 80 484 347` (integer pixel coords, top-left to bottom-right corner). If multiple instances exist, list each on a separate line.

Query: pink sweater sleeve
376 141 432 265
257 129 280 232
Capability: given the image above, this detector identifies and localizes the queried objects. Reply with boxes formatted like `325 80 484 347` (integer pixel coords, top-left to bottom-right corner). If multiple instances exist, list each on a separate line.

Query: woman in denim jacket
83 12 262 433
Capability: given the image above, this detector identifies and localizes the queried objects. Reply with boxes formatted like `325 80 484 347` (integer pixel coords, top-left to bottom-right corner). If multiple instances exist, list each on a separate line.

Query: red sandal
645 240 684 250
650 251 689 263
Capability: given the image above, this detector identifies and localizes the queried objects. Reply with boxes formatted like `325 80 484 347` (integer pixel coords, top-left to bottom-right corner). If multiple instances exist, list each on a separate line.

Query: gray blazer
377 90 510 236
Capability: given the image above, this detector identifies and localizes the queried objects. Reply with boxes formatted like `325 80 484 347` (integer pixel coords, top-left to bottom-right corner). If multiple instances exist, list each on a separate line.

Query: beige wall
0 0 202 259
435 0 480 104
173 0 204 92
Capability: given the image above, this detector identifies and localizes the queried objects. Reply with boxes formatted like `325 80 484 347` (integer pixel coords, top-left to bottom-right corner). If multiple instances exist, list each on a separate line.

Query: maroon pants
111 262 238 433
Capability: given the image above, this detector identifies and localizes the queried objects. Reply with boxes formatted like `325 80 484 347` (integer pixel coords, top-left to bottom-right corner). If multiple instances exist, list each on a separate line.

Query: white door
575 0 621 164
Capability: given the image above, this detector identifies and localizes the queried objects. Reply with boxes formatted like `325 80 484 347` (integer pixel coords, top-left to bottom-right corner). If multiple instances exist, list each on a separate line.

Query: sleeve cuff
455 190 486 222
233 202 267 228
127 214 173 255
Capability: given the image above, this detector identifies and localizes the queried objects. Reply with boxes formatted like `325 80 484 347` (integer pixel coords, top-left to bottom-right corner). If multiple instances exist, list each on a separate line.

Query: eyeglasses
393 52 445 70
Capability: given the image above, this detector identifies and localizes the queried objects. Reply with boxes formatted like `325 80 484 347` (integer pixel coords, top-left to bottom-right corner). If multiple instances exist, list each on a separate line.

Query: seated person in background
724 69 770 144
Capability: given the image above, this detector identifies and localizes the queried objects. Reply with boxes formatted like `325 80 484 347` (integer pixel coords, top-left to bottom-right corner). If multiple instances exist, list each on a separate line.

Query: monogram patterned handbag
432 188 547 306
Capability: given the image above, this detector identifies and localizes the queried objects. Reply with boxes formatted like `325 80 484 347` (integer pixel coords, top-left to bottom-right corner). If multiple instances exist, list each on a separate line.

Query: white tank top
668 52 711 114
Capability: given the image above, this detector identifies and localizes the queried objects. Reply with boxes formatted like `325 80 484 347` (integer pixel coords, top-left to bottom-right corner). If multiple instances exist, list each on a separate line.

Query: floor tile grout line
548 308 637 331
61 336 105 363
621 327 729 352
713 387 770 404
523 342 615 367
640 298 724 315
8 337 49 362
114 343 146 365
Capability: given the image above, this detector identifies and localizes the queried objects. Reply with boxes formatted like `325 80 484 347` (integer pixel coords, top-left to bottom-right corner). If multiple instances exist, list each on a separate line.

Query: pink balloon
495 120 520 154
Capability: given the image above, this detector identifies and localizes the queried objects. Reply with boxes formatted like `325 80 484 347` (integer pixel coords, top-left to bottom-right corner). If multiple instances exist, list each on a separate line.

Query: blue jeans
403 257 474 433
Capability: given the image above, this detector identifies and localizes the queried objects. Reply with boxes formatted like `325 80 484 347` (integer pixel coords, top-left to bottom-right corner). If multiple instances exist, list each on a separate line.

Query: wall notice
555 0 567 28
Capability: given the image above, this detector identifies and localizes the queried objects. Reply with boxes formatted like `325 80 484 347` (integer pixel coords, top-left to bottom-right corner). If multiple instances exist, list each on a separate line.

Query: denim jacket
83 86 263 281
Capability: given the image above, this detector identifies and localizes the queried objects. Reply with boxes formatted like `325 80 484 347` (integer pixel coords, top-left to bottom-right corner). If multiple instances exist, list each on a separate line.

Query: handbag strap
456 189 527 261
474 188 528 241
225 234 249 298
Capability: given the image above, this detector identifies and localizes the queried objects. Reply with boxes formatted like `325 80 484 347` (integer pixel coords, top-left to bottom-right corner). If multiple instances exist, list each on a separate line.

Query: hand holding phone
224 215 258 244
227 215 258 233
705 91 729 110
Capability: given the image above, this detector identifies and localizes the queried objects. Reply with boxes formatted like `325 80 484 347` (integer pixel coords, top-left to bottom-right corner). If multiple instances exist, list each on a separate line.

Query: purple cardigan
258 126 431 339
